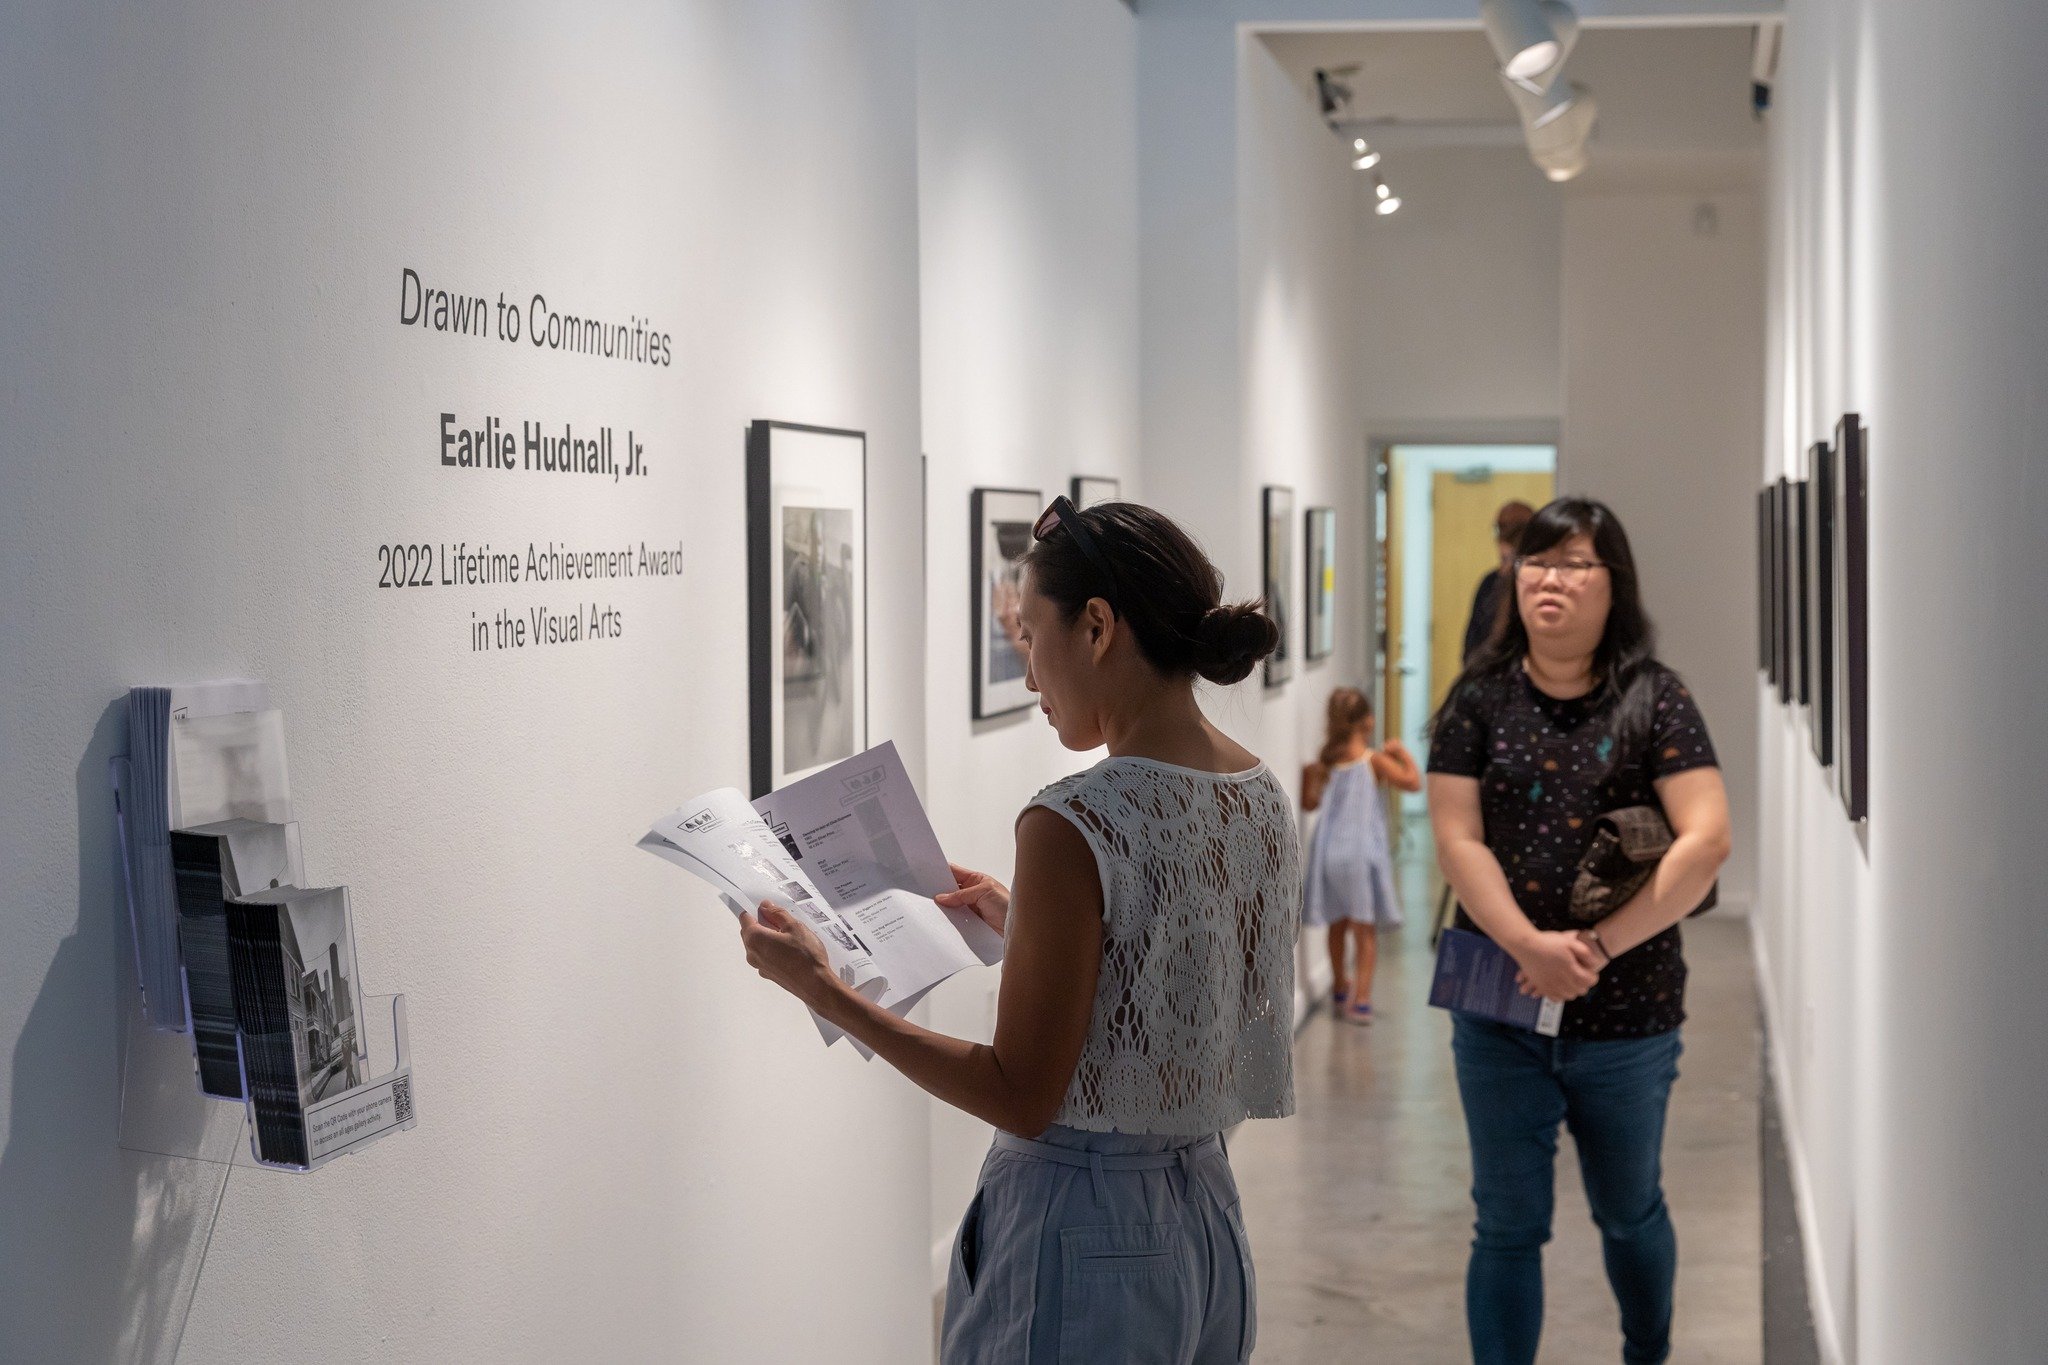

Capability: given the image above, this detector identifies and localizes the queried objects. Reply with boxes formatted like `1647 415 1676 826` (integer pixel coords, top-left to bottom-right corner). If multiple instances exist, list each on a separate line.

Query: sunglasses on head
1032 496 1120 610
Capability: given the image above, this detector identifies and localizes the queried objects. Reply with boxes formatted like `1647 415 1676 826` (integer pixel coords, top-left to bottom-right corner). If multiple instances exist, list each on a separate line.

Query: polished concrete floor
1229 842 1763 1363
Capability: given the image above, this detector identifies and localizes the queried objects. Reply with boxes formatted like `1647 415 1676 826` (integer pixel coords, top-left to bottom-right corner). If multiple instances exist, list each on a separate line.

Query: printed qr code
391 1073 414 1125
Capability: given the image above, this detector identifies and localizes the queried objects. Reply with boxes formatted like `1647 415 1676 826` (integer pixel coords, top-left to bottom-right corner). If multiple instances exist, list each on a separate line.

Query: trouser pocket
1220 1201 1258 1362
1056 1222 1195 1364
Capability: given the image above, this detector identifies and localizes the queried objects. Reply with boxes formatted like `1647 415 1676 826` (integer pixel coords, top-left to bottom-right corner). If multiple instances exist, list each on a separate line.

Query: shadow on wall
0 699 236 1365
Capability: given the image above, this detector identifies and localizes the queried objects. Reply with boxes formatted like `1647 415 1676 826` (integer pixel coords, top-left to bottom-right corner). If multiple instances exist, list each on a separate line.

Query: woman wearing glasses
1426 497 1731 1365
738 498 1297 1365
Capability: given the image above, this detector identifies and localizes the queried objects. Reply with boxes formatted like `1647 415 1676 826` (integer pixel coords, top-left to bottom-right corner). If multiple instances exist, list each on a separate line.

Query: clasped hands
1510 928 1606 1000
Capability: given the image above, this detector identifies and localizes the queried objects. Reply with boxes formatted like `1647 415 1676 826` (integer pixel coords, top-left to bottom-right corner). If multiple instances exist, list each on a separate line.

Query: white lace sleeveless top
1027 756 1300 1135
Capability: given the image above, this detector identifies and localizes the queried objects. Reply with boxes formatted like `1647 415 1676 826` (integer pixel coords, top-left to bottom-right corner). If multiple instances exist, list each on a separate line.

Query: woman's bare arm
1430 772 1600 999
741 806 1101 1137
1586 766 1732 958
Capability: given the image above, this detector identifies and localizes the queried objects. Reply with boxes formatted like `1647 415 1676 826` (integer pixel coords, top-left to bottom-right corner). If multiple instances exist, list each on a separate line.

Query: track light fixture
1372 175 1401 216
1480 0 1579 86
1487 0 1595 183
1351 138 1381 171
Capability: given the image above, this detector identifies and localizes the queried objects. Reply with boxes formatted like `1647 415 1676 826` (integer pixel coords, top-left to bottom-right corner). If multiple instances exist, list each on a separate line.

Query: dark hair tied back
1194 602 1281 686
1024 501 1280 686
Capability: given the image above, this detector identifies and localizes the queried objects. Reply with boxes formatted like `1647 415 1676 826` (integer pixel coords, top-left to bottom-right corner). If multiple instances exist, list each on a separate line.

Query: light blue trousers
940 1123 1257 1365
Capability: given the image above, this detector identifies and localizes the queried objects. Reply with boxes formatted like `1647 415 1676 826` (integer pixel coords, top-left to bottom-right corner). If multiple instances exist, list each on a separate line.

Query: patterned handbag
1567 806 1718 923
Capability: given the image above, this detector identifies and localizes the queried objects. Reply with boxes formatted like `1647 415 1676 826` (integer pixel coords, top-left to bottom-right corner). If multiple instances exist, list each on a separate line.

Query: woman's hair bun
1193 601 1281 685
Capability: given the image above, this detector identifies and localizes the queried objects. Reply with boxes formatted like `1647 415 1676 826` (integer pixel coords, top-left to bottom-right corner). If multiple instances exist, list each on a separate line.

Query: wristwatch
1578 927 1613 964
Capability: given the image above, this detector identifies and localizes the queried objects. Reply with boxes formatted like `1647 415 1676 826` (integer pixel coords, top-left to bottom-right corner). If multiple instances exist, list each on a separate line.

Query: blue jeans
1451 1014 1683 1365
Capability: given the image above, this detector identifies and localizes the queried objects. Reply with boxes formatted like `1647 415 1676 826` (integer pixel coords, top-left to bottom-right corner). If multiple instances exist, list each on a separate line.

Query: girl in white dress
1302 687 1420 1023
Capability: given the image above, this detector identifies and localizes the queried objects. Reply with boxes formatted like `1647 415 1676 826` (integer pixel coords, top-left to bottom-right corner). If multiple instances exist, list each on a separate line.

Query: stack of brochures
114 683 416 1171
640 741 1003 1053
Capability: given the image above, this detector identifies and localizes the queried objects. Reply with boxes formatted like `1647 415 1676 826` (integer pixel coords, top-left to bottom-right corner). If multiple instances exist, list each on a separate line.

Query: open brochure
640 741 1002 1053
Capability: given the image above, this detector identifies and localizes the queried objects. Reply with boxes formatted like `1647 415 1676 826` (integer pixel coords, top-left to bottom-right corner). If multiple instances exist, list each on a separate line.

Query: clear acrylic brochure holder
114 992 411 1363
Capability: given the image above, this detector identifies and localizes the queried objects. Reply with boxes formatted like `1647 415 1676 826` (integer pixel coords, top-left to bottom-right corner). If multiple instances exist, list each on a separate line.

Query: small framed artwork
1834 414 1868 821
972 487 1042 719
747 421 868 798
1757 486 1775 679
1071 476 1120 509
1805 442 1836 766
1775 476 1795 705
1262 485 1294 687
1793 476 1812 707
1304 507 1336 662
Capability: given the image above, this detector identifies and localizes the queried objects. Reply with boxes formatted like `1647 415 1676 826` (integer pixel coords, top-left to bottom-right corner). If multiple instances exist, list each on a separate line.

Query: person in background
1301 686 1420 1024
1426 497 1732 1365
1462 499 1536 663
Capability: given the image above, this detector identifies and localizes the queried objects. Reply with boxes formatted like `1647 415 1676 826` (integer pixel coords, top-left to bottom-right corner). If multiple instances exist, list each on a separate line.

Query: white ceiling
1259 23 1766 190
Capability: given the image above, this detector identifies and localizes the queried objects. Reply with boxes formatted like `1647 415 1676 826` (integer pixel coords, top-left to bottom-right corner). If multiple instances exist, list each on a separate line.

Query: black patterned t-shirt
1426 662 1719 1039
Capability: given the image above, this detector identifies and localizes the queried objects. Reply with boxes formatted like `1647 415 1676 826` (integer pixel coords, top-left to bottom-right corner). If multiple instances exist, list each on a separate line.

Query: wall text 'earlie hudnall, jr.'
438 411 649 481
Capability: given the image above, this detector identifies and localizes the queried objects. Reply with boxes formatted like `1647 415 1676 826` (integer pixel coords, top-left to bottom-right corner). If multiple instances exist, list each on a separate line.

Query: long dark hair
1431 496 1661 767
1023 501 1279 686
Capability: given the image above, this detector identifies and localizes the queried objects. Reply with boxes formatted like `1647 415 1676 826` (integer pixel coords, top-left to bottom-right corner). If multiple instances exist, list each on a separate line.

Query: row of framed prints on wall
744 421 1348 790
1758 412 1868 822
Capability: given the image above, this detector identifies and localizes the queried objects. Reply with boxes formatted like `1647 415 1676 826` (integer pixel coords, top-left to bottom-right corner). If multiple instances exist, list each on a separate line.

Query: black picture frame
1070 476 1120 509
1304 506 1336 663
1835 414 1868 821
747 420 869 799
1793 476 1812 707
1806 442 1836 766
1758 486 1774 677
971 487 1042 720
1262 486 1294 687
1775 476 1795 704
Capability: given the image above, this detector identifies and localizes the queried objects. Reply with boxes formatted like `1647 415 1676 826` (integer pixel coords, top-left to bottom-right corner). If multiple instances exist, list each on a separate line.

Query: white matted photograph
748 421 868 797
972 487 1042 719
1305 505 1335 662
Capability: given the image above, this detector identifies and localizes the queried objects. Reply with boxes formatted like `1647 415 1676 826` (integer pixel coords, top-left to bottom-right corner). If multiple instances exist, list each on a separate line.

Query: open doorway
1376 443 1556 820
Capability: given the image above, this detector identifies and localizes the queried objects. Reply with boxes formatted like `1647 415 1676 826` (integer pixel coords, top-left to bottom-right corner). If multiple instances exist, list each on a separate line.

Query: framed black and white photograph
747 421 868 798
1835 414 1868 821
1304 506 1336 662
972 487 1042 719
1262 485 1294 687
1806 442 1836 766
1775 476 1795 705
1758 486 1775 679
1071 475 1120 509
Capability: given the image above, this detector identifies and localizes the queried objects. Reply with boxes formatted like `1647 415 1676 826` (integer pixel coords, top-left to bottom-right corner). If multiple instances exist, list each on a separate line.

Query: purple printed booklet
1429 928 1565 1036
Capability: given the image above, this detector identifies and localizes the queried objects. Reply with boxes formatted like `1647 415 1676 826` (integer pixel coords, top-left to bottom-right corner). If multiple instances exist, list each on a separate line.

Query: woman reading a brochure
1425 497 1731 1365
739 497 1298 1365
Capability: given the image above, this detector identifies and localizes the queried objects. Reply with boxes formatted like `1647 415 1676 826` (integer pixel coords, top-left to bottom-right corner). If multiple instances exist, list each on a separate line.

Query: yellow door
1429 469 1554 715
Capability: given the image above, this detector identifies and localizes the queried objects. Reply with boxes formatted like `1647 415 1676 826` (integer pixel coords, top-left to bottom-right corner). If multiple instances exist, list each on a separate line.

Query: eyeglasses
1515 556 1607 587
1033 496 1120 608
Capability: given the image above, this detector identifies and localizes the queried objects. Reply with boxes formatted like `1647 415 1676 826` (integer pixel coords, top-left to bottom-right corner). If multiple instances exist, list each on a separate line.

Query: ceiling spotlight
1480 0 1580 86
1376 194 1403 216
1499 72 1597 181
1352 140 1382 170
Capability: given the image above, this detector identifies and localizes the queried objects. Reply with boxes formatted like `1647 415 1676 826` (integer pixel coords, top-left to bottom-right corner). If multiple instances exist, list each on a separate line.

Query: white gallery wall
1759 2 2048 1361
1562 190 1764 914
0 3 933 1360
912 0 1140 1287
1355 147 1564 433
